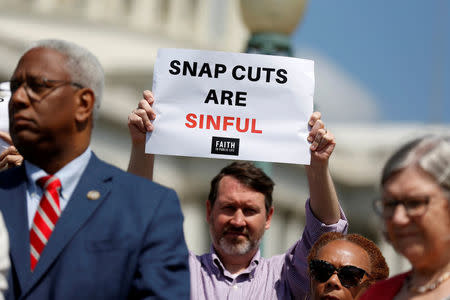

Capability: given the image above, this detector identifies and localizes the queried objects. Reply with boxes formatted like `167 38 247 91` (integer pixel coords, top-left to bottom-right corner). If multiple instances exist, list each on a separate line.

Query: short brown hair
208 162 274 212
307 232 389 282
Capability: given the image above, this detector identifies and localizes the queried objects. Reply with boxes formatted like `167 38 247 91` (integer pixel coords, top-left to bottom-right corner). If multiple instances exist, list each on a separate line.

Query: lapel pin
87 190 100 200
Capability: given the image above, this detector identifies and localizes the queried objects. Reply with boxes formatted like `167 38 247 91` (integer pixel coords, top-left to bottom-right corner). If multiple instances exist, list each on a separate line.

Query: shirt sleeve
284 198 348 299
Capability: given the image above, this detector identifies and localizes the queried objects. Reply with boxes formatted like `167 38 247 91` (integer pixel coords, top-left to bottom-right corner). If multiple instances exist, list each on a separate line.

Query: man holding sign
128 89 347 299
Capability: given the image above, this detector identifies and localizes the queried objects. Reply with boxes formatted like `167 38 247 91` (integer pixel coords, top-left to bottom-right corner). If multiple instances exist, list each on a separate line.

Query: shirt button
233 285 238 290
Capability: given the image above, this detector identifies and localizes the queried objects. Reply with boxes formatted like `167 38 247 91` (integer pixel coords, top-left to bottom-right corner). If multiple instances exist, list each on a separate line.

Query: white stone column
222 0 249 51
284 213 304 250
84 0 107 21
193 0 211 46
85 0 126 22
182 201 209 254
129 0 165 31
262 211 284 257
166 0 193 40
108 0 128 21
32 0 57 13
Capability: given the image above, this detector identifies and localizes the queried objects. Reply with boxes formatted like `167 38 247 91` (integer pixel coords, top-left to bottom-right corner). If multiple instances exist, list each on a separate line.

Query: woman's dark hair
208 161 274 213
307 232 389 282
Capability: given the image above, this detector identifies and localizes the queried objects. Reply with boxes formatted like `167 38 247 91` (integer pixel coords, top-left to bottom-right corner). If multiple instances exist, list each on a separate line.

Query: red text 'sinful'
185 113 262 134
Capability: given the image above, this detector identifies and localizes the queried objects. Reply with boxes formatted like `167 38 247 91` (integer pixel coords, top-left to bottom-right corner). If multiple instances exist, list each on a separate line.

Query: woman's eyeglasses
309 259 369 288
373 196 429 219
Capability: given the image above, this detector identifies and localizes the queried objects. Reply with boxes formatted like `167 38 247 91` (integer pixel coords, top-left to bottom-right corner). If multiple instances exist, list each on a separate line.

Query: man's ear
75 88 95 124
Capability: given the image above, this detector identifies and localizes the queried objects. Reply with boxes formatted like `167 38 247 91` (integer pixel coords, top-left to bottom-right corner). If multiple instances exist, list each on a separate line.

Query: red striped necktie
30 175 62 271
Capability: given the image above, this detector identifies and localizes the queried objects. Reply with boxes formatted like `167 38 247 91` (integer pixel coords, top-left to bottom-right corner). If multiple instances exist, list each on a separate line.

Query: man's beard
211 225 263 256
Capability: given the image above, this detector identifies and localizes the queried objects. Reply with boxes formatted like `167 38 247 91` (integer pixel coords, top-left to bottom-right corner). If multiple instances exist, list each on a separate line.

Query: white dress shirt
24 148 92 229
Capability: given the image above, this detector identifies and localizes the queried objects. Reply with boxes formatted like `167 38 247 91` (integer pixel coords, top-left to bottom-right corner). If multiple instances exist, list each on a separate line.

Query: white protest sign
0 82 11 151
147 48 314 165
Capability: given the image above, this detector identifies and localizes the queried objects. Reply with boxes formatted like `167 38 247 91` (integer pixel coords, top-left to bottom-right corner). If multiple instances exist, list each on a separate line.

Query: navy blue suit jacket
0 154 190 299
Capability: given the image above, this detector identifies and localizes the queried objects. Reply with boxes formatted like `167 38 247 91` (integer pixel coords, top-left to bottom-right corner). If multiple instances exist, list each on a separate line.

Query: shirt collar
209 245 260 280
24 147 92 199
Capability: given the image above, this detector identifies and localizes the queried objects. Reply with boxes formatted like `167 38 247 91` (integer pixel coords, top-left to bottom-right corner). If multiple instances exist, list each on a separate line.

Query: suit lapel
0 166 32 291
23 154 113 295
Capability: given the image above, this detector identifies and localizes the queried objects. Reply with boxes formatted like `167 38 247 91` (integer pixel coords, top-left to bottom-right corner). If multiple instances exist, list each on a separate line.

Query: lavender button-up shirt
189 199 348 300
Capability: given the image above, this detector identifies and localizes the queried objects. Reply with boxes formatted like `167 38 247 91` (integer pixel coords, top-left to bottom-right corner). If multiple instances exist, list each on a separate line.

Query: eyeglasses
373 196 429 219
309 259 369 288
10 76 83 102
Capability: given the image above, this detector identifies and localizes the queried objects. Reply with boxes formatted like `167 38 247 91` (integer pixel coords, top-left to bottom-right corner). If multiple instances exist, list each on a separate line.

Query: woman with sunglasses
360 135 450 300
307 232 389 300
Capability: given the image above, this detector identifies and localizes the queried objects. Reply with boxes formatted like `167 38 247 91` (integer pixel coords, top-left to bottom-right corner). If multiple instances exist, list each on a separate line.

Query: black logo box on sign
211 136 240 156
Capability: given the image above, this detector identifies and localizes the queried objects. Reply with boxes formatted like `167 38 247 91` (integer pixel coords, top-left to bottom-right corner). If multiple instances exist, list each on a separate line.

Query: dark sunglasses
309 259 369 288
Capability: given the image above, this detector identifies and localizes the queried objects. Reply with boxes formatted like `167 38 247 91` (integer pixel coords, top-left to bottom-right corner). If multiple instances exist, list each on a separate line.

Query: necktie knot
37 175 61 192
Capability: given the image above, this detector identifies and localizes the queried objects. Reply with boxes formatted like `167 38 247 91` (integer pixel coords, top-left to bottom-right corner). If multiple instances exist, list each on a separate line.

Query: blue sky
292 1 449 123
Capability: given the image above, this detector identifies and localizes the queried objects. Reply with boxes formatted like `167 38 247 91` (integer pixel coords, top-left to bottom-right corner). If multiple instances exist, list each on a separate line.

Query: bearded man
127 91 348 299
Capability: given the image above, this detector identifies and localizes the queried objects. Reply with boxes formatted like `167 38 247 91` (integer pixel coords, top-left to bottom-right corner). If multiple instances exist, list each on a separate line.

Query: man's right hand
127 90 156 146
